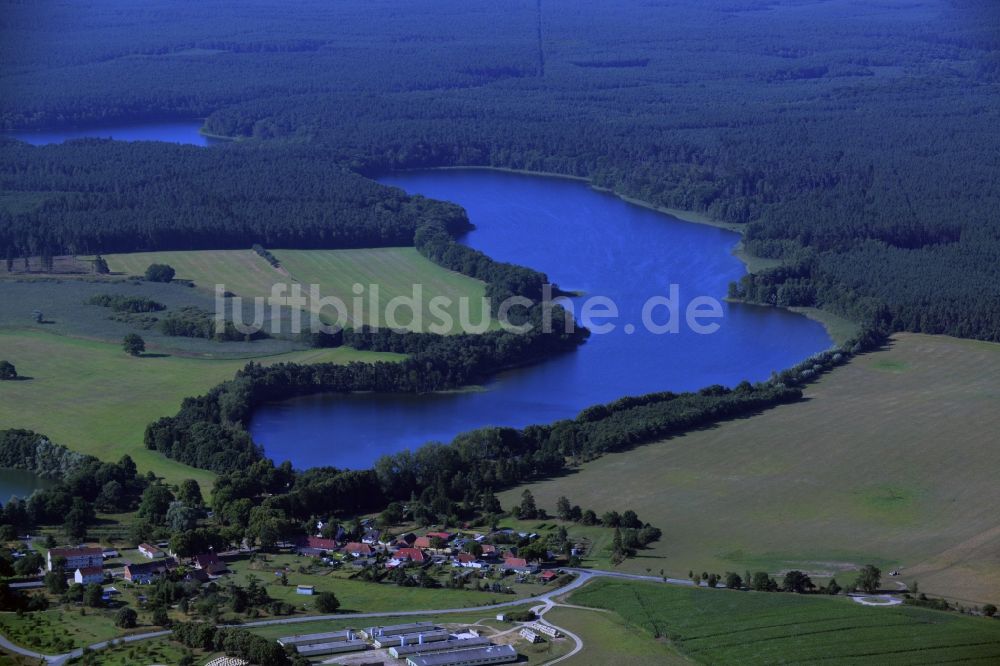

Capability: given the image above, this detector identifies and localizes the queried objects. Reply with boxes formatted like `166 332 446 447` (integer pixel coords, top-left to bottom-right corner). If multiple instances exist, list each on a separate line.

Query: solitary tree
144 263 175 283
84 583 104 608
782 570 815 594
983 603 997 618
115 607 138 628
93 256 110 274
314 591 340 613
855 565 882 594
122 333 145 356
0 361 16 380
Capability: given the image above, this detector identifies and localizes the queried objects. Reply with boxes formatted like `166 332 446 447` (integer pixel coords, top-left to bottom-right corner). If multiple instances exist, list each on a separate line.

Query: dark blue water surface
0 468 54 501
7 120 216 146
251 169 832 469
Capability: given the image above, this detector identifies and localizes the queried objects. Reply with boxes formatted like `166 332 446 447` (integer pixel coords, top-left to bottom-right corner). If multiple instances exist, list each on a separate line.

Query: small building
454 553 484 569
137 543 164 559
101 549 119 559
519 628 542 643
295 585 315 596
425 531 452 542
539 570 559 583
526 622 561 638
74 566 105 585
47 546 103 572
413 536 433 549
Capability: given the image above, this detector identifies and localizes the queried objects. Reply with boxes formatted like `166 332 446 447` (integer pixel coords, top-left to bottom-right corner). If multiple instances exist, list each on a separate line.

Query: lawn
566 578 1000 665
104 247 491 333
500 334 1000 605
0 329 401 487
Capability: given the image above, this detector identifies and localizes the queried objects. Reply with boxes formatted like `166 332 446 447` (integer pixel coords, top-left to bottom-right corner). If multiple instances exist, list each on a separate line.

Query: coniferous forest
2 0 998 340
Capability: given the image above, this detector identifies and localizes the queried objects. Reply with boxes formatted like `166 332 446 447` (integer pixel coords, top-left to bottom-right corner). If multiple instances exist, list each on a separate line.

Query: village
32 523 579 663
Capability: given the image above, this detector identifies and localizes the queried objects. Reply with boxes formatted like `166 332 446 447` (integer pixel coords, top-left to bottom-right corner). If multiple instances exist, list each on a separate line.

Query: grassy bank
501 333 1000 605
0 329 401 487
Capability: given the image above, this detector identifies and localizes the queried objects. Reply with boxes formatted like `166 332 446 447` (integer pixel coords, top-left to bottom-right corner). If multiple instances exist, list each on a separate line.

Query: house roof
456 553 477 563
193 552 221 567
425 532 452 540
298 536 337 550
50 547 102 559
413 536 432 549
503 557 528 568
395 548 425 562
344 542 372 555
480 544 497 554
76 566 103 576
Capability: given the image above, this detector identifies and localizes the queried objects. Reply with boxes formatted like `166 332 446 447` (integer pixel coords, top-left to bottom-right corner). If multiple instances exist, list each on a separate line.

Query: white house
137 543 164 559
74 566 105 585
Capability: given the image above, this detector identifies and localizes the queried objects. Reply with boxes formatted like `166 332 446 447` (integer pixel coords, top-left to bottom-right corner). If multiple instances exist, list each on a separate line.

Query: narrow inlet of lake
250 169 832 469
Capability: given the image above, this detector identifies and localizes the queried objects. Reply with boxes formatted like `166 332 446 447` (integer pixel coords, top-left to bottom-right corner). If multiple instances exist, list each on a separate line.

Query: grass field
565 578 1000 665
0 329 401 487
545 605 690 665
105 247 491 332
501 334 1000 605
0 607 126 652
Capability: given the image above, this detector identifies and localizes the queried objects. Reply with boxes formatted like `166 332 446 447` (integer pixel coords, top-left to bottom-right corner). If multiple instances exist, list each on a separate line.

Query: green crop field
501 334 1000 605
544 605 690 665
565 579 1000 665
0 329 401 487
105 247 491 333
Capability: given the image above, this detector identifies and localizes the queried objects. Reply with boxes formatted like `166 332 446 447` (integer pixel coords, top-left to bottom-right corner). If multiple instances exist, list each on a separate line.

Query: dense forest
2 0 998 339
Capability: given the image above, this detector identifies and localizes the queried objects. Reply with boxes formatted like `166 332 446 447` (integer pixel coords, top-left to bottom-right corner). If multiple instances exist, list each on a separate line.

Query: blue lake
0 468 54 501
251 169 833 469
7 120 216 146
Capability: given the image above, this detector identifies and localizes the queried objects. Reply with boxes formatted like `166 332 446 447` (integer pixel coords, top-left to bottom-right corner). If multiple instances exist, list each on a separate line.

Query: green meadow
0 329 400 487
566 578 1000 665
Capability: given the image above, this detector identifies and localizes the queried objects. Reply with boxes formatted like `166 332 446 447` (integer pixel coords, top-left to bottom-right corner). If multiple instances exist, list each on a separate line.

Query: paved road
0 566 824 664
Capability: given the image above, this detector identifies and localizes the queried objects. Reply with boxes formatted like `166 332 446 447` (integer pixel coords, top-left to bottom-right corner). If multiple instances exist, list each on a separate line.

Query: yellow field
502 334 1000 605
0 329 401 487
104 247 490 332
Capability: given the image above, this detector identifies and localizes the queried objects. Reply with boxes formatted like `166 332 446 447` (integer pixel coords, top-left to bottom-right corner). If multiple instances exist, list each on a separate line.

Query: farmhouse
343 542 374 558
502 557 539 574
47 546 102 572
193 552 228 575
296 535 338 556
395 547 426 564
74 566 105 585
124 557 176 584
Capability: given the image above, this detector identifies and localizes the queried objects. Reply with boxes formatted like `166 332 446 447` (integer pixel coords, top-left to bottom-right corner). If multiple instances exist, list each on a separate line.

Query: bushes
144 264 176 283
86 294 166 313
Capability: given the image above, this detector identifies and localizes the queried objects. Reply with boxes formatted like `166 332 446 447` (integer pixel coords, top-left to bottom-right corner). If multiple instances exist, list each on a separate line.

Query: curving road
0 567 844 664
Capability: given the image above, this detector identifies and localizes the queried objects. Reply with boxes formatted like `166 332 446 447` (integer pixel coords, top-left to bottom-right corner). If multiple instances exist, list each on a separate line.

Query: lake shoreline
420 165 853 346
